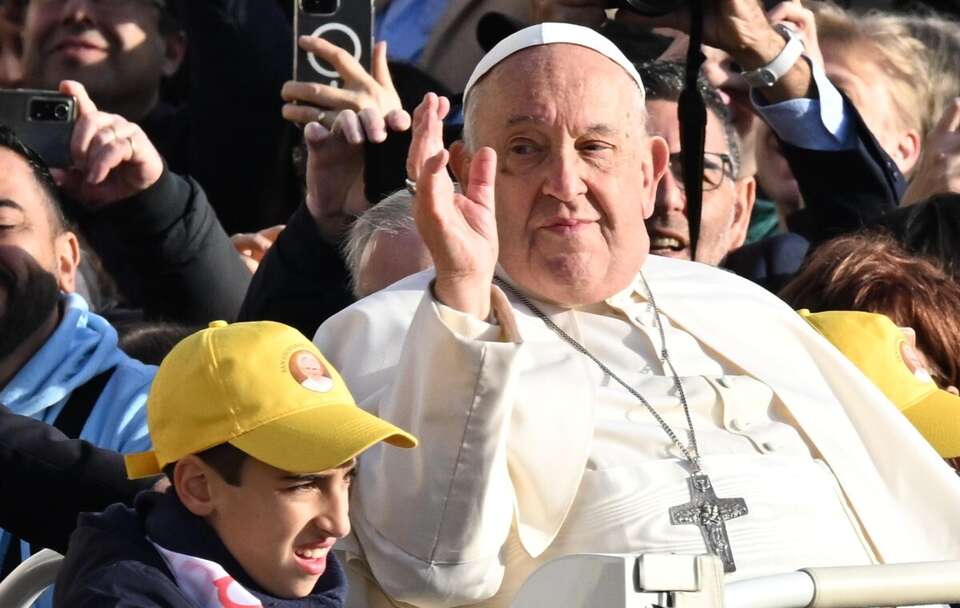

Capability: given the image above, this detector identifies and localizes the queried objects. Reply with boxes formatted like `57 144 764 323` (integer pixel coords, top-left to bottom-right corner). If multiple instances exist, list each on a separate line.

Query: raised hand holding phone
52 80 163 209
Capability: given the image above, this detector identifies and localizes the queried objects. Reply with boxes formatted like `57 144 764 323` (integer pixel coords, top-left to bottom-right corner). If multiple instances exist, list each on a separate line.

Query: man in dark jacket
18 0 292 234
54 320 416 607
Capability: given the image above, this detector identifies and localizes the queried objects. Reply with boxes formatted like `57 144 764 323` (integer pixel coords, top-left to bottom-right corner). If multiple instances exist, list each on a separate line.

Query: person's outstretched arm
0 404 149 554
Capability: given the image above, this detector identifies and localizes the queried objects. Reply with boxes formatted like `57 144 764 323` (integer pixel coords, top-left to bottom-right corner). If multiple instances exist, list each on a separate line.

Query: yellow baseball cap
124 321 417 479
800 309 960 458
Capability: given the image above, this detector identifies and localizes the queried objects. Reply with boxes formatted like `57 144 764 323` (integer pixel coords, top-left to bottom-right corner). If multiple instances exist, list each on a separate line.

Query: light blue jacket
0 293 155 573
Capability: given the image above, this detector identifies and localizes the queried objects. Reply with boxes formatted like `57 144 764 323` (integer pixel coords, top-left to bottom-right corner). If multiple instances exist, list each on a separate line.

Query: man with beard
0 92 161 577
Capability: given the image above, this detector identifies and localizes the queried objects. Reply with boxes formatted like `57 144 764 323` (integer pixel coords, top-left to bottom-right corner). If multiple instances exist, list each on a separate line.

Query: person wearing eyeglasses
642 61 757 267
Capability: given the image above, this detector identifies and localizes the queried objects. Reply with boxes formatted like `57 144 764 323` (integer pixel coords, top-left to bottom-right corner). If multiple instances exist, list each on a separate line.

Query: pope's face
463 45 668 306
295 352 326 381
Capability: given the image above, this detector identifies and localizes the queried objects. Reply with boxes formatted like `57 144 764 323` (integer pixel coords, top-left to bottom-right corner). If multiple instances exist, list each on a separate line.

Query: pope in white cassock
313 20 960 608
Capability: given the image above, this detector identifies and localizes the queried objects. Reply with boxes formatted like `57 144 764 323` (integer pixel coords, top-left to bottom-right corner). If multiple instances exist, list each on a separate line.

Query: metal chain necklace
493 274 748 573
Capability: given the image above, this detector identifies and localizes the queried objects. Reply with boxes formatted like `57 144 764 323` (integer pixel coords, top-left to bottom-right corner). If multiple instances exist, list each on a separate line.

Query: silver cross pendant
669 473 748 573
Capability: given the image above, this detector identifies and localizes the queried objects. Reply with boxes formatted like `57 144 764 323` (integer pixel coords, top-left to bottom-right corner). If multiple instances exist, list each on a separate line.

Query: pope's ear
448 140 472 187
643 136 670 218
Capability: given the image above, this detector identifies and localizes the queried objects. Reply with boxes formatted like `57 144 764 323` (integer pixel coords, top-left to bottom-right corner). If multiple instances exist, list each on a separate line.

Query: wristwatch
741 24 806 88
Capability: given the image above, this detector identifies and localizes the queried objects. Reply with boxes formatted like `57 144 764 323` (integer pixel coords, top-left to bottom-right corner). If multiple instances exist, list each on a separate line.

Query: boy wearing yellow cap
53 321 416 607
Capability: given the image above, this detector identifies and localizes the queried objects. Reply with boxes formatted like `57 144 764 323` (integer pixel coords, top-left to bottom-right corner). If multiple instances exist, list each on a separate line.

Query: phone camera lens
301 0 337 15
28 99 71 122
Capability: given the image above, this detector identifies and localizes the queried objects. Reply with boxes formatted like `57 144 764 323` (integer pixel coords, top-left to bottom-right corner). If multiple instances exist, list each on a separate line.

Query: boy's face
206 455 355 598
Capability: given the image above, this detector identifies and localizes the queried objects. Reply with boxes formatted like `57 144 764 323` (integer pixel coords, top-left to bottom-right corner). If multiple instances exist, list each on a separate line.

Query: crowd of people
1 0 960 606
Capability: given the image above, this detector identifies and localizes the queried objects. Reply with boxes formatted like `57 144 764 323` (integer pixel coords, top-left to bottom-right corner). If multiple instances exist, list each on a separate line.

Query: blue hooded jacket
0 293 155 568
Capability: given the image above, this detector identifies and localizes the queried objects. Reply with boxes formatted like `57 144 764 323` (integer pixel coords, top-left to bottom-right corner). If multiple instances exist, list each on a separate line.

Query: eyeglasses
666 152 734 192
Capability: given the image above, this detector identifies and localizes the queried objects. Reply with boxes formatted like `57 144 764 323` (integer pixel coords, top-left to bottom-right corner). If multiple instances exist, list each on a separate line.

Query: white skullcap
462 22 645 105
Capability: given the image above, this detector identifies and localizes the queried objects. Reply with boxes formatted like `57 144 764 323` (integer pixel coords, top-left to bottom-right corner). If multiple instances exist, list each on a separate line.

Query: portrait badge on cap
289 349 335 393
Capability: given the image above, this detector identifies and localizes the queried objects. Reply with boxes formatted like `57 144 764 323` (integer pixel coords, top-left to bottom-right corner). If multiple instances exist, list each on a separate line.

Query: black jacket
238 205 354 337
76 169 252 325
869 193 960 278
726 95 906 292
783 95 906 246
145 0 293 234
0 404 148 556
55 491 348 608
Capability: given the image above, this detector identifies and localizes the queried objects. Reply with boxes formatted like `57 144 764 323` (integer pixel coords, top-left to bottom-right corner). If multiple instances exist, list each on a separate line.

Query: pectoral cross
669 474 748 573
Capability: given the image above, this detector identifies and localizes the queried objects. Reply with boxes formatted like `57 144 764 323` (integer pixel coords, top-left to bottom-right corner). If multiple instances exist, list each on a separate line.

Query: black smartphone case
0 91 76 168
294 0 374 88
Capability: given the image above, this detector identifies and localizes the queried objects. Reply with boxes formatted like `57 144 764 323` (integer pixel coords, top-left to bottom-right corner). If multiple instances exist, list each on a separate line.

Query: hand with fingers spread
902 99 960 206
410 94 499 321
231 224 285 274
281 38 410 136
52 80 164 209
291 38 413 244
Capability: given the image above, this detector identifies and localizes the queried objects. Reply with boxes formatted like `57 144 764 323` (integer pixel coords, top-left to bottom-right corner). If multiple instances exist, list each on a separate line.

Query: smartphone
293 0 374 89
0 90 77 168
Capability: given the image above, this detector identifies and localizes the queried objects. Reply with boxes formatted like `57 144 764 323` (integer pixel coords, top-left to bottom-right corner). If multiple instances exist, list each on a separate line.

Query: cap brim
901 388 960 458
125 450 163 480
229 403 417 474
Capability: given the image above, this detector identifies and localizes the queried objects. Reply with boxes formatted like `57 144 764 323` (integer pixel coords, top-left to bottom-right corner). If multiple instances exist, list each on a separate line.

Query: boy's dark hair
162 443 249 487
116 321 197 366
0 124 71 232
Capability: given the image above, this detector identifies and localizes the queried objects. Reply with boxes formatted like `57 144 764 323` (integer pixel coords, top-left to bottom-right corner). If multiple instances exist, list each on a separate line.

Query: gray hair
636 60 742 179
343 189 417 298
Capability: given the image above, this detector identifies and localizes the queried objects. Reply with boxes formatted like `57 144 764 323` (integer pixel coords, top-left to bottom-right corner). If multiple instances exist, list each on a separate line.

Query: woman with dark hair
781 231 960 390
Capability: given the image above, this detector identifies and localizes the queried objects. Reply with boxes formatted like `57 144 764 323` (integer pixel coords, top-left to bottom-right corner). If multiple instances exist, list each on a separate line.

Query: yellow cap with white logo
124 320 416 479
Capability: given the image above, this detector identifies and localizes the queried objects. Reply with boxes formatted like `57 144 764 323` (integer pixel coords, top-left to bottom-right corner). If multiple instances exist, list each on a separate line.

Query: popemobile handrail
509 553 960 608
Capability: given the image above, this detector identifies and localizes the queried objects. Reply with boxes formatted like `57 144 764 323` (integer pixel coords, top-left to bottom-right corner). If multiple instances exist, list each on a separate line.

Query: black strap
52 369 115 439
1 368 116 579
679 0 707 261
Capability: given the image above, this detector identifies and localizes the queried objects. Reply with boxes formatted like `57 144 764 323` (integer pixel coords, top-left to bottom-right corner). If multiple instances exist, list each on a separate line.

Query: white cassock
314 255 960 608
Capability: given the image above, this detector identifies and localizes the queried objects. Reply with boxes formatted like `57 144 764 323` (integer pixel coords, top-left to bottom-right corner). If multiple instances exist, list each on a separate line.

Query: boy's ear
173 456 216 517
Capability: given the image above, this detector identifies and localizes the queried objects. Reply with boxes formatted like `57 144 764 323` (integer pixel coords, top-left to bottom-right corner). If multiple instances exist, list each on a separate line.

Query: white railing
510 554 960 608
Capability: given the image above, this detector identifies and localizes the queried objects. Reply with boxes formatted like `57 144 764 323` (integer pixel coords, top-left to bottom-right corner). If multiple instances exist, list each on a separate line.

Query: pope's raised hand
411 93 499 321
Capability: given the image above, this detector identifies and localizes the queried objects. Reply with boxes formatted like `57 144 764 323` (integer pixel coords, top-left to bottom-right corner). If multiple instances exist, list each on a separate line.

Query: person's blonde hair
893 13 960 135
809 1 934 139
